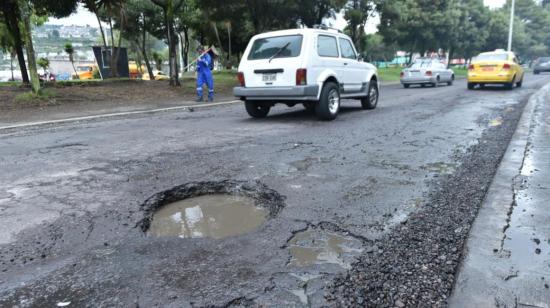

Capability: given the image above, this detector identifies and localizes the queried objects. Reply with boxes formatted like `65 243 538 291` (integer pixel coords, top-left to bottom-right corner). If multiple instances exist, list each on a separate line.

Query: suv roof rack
312 24 342 33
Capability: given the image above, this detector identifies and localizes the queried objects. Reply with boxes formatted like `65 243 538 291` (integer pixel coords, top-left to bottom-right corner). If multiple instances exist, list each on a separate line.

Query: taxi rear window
475 54 508 61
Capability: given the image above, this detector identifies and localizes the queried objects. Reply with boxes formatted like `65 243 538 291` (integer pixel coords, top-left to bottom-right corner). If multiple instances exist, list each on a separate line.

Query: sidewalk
449 83 550 307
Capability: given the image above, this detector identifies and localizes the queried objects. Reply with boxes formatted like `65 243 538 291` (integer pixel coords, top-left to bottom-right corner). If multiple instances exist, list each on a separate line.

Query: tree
65 43 79 79
343 0 376 51
82 0 125 77
37 57 49 74
150 0 186 86
0 0 30 83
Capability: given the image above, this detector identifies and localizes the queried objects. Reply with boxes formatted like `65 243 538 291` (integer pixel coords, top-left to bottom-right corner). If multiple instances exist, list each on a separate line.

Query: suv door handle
343 63 348 65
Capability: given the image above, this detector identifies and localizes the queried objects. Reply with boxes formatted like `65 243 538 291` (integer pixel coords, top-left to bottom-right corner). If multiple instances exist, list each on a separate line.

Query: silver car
400 59 455 88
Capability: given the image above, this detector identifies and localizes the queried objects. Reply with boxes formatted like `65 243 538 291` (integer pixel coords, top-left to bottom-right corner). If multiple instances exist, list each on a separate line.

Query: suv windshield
248 35 303 60
475 53 508 61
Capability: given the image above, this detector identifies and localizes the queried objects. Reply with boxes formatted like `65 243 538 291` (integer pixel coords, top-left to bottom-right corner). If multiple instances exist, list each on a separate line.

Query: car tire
421 84 426 88
447 75 454 86
403 84 410 89
361 79 379 110
467 82 475 90
432 76 440 87
245 101 271 118
534 70 540 75
315 82 340 121
504 82 514 90
517 78 523 88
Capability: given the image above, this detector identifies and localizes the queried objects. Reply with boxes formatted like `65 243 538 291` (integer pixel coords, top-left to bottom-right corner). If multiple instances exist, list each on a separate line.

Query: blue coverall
196 53 214 101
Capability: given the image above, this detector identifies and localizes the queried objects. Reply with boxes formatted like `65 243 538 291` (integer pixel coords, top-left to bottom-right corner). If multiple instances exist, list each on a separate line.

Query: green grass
181 70 239 88
377 67 405 82
14 88 57 105
452 67 468 77
0 81 22 87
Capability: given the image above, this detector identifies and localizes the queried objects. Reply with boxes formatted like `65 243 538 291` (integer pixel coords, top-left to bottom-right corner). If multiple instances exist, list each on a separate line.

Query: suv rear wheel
315 82 340 120
361 80 379 110
245 101 271 118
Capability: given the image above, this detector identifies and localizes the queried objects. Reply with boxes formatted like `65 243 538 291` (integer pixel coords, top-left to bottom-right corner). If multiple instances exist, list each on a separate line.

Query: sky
47 0 508 29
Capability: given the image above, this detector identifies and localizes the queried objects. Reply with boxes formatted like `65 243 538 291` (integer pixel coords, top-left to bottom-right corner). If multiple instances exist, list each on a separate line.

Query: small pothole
148 194 266 239
287 228 364 269
138 180 285 239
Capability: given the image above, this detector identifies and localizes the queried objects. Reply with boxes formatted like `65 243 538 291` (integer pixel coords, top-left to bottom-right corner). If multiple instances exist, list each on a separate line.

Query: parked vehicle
400 59 454 88
76 64 95 80
39 71 56 82
234 26 379 120
141 70 170 81
533 57 550 75
467 50 524 90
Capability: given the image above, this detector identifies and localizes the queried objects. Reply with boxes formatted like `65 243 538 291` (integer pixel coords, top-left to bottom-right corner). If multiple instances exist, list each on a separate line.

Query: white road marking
0 100 242 131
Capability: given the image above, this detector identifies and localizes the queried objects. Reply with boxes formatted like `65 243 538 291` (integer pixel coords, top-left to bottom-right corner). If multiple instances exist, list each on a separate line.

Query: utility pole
507 0 515 51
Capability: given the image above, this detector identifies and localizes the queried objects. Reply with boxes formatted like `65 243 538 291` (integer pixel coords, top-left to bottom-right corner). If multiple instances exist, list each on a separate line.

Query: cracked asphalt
1 76 550 307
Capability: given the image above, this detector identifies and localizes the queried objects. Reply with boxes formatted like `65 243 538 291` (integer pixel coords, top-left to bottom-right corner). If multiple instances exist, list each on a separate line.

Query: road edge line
0 100 242 132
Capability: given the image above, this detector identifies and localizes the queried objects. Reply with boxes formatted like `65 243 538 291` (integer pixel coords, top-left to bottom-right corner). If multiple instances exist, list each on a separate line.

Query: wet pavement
450 83 550 307
1 76 550 306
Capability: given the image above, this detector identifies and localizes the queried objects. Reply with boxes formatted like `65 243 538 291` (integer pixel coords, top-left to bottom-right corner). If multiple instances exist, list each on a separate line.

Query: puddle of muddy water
148 194 266 239
288 229 363 269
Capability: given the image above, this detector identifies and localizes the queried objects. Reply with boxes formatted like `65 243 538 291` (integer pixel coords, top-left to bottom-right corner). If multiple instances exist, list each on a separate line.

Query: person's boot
196 96 203 103
208 96 214 102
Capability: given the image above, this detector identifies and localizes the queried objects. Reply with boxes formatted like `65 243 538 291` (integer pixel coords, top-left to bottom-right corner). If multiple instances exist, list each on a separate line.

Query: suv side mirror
357 56 364 62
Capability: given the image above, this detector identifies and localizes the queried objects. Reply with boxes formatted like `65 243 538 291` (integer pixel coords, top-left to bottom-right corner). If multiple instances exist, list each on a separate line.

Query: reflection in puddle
288 229 363 269
148 194 266 239
489 117 503 127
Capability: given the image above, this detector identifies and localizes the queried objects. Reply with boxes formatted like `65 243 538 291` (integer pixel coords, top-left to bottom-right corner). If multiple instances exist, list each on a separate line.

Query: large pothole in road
138 180 285 239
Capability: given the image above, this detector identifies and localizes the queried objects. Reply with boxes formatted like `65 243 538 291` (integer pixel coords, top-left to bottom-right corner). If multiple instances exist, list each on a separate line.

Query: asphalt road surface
1 75 550 307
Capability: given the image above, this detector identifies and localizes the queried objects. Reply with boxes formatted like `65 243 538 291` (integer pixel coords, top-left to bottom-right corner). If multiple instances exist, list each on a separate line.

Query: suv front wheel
245 101 271 118
315 82 340 120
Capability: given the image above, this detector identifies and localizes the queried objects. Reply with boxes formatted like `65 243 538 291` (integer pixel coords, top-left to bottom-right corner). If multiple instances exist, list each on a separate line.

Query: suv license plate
262 74 276 82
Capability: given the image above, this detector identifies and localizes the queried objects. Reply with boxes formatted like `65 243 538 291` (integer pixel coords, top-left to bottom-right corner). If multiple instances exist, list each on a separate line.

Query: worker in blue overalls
196 46 214 102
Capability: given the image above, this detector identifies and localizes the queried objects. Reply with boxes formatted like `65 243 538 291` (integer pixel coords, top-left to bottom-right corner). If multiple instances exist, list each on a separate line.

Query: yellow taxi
76 64 96 80
467 50 524 90
141 70 170 81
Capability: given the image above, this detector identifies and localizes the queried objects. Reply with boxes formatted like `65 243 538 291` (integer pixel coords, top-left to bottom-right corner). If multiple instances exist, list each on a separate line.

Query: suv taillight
400 71 404 77
425 70 433 76
502 63 511 70
237 72 245 87
468 64 474 70
296 68 307 86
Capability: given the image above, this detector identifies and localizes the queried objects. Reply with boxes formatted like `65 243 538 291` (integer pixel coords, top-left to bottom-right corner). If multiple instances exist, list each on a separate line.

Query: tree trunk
21 8 40 93
140 24 154 80
10 50 15 81
447 47 454 69
108 18 119 78
165 10 180 86
3 9 29 83
183 27 189 72
178 32 186 74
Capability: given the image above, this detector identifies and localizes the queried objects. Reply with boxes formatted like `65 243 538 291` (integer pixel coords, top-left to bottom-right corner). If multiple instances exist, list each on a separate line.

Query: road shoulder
449 83 550 307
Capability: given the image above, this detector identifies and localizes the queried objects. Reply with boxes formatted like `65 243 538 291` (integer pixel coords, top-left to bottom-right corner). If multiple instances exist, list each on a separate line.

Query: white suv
234 27 379 120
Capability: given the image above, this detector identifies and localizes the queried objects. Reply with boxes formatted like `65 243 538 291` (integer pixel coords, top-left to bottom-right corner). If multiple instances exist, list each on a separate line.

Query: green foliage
37 57 49 71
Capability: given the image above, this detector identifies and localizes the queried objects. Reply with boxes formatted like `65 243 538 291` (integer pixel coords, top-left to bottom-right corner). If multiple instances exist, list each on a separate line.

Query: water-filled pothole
148 194 266 239
139 180 285 239
287 228 364 269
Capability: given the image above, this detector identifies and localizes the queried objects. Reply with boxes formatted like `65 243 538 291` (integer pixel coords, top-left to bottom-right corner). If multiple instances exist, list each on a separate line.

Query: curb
0 100 242 132
448 83 550 306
